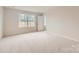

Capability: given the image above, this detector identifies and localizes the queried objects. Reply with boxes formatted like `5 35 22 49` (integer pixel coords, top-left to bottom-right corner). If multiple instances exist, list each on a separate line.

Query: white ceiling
5 6 56 13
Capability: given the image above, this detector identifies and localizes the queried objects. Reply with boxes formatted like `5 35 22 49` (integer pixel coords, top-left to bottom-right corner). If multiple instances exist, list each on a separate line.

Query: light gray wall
3 8 37 37
0 7 3 39
46 7 79 41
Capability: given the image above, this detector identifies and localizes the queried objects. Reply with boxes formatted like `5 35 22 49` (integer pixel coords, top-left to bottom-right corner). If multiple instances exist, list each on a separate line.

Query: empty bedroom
0 6 79 53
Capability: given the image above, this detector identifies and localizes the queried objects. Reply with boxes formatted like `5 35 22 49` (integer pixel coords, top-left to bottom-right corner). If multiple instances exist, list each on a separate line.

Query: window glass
19 14 36 28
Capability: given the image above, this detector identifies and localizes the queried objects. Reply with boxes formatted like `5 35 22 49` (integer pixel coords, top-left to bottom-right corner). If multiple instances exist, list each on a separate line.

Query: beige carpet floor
0 31 79 53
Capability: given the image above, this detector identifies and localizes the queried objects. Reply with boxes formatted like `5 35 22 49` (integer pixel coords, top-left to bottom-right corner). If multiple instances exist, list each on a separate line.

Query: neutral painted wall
3 8 44 37
3 8 37 37
46 7 79 41
0 7 3 39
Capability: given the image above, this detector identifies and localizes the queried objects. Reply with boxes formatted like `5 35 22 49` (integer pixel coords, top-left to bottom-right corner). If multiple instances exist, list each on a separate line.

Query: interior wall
3 8 45 37
3 8 37 37
0 7 3 39
46 7 79 41
38 15 44 31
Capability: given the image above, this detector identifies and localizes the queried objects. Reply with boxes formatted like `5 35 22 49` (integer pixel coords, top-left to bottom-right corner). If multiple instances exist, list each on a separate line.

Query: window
19 14 36 28
19 13 46 32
